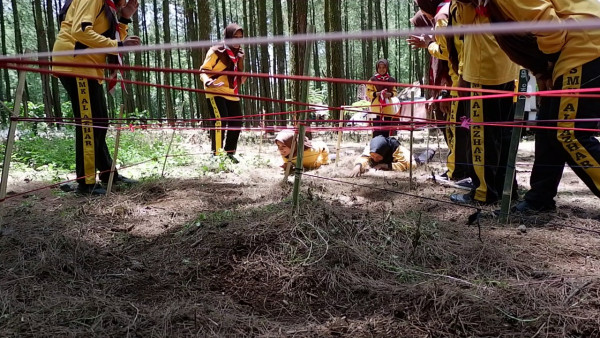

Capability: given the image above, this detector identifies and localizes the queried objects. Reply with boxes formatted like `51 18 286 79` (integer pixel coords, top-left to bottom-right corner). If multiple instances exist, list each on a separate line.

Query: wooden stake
0 70 27 201
335 109 343 166
500 69 528 223
161 129 176 178
292 125 306 211
106 105 125 195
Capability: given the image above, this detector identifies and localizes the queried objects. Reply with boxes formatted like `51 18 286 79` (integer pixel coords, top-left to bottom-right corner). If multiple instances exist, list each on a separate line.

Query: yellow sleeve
70 0 119 50
430 18 449 61
391 85 397 97
355 145 371 170
455 2 476 25
200 50 218 84
366 82 377 101
390 146 413 172
496 1 565 55
427 41 446 60
118 23 128 41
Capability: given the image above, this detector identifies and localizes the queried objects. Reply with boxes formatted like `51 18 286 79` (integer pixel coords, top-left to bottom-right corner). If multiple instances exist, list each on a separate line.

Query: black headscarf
369 59 396 92
369 135 400 165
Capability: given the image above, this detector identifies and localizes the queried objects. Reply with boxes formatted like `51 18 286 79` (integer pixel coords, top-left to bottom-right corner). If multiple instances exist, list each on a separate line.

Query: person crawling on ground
350 135 435 177
275 130 330 171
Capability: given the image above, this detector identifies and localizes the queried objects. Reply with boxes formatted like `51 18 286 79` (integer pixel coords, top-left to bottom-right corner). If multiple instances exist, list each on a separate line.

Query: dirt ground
1 130 599 337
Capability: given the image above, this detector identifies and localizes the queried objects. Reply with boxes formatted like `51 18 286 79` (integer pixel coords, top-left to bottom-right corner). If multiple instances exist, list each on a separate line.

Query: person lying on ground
275 130 330 171
350 135 435 177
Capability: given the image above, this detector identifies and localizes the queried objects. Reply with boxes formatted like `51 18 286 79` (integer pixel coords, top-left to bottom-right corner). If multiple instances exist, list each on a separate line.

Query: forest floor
1 129 599 337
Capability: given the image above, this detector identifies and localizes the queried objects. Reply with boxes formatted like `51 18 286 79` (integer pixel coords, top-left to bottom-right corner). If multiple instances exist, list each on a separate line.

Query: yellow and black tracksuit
281 142 330 170
428 3 471 181
200 47 244 156
52 0 129 187
366 60 399 138
355 136 415 173
456 2 519 203
491 0 600 208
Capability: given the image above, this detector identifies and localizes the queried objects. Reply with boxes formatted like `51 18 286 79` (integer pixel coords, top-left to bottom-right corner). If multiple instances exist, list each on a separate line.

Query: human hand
206 79 225 88
350 164 365 177
407 35 433 49
120 0 139 19
122 36 141 46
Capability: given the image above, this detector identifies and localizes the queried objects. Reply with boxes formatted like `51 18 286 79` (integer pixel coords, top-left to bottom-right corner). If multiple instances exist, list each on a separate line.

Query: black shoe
415 149 436 165
59 183 76 192
102 175 138 185
227 154 240 164
76 184 107 196
450 193 474 204
454 177 474 190
512 200 556 214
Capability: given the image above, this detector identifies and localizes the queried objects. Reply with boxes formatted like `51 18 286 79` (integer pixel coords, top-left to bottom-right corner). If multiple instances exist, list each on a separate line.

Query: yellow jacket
456 3 518 85
200 48 243 101
52 0 128 80
366 82 398 116
355 144 414 172
492 0 600 82
282 141 330 170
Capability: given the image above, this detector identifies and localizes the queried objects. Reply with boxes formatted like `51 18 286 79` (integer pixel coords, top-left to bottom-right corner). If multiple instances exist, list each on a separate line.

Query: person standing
449 1 519 205
366 59 398 138
200 23 246 163
53 0 141 195
484 0 600 212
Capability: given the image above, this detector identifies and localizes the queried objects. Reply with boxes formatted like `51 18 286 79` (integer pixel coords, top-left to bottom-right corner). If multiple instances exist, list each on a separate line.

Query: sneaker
76 184 107 196
227 154 240 164
450 193 474 204
102 175 138 185
454 177 474 190
512 200 556 214
450 193 496 205
59 183 76 192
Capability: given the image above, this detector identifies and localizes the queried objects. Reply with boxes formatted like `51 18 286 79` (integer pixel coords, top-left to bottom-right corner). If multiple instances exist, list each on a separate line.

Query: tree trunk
257 0 272 124
290 0 308 104
162 0 174 123
33 0 54 119
197 0 211 120
10 0 29 114
46 0 62 120
272 0 286 121
310 0 321 91
140 0 151 117
132 11 144 117
328 0 344 109
0 2 8 103
153 0 163 119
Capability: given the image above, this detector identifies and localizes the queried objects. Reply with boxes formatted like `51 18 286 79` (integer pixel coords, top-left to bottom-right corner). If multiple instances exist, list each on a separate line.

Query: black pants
446 95 472 180
206 96 242 155
524 57 600 207
469 81 516 203
60 76 116 186
372 116 395 138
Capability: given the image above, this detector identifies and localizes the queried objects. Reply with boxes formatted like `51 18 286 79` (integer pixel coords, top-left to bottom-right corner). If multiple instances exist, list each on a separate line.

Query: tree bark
46 0 62 120
33 0 54 119
272 0 286 120
162 0 175 124
257 0 272 124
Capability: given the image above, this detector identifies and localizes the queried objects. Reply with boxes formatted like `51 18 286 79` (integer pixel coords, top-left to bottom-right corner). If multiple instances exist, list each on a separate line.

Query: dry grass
1 135 600 337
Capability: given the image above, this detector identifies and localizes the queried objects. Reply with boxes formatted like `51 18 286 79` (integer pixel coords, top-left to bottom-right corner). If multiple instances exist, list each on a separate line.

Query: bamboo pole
292 125 306 211
284 25 314 182
0 71 27 201
499 69 528 223
106 105 125 195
